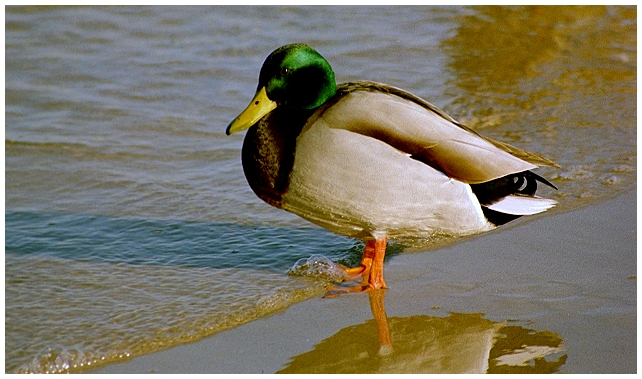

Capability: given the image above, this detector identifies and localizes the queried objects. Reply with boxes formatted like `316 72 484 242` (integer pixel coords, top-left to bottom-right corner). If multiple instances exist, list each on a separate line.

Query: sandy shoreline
93 189 636 374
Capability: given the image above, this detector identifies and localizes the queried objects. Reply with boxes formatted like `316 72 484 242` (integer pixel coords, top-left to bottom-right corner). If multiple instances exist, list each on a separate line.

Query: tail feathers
486 195 557 216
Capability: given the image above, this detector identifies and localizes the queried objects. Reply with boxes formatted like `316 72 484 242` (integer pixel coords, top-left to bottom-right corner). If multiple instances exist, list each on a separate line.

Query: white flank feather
486 195 557 215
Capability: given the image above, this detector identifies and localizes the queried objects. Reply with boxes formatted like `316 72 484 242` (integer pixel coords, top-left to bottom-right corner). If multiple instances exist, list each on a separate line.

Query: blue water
5 5 636 373
6 211 363 271
5 210 364 373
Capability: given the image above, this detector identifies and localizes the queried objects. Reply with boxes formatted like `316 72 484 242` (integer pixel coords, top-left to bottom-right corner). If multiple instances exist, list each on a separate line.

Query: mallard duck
226 43 558 293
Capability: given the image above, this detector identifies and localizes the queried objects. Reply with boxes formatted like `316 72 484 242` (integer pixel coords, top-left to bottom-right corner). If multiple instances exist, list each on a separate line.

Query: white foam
288 254 347 282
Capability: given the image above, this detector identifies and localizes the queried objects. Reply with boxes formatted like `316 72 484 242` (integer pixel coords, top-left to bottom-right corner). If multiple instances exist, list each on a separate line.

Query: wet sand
93 189 636 374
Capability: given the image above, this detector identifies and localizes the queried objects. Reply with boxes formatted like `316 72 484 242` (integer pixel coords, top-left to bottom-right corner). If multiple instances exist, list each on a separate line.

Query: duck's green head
226 43 336 135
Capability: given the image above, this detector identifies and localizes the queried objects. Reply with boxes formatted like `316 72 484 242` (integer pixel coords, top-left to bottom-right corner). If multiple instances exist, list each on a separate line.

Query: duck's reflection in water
278 290 566 374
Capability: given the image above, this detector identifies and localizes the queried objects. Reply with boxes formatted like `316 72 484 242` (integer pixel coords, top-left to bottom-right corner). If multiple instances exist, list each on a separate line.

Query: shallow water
5 5 636 373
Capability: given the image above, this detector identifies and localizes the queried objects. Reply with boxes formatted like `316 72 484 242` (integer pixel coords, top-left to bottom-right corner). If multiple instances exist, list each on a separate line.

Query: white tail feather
486 195 557 215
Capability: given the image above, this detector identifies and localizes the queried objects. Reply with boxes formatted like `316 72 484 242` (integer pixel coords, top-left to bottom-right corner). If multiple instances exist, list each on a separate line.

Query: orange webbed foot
341 264 370 282
323 237 387 298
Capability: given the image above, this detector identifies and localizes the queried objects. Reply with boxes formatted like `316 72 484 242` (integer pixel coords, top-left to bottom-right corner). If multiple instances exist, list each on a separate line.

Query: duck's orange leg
367 237 388 290
343 239 376 280
325 237 387 297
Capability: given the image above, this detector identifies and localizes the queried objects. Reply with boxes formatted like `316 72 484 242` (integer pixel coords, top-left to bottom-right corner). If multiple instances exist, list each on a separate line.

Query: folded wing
315 82 558 184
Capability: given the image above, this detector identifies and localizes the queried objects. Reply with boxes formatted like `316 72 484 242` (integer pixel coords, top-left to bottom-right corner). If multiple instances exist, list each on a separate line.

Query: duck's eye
280 67 291 77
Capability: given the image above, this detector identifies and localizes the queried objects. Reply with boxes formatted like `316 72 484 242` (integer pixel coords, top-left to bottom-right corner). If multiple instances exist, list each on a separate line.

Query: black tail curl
470 170 557 226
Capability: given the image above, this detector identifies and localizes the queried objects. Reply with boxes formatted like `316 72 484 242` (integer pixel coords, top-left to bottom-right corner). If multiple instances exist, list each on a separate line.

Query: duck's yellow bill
226 87 277 135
